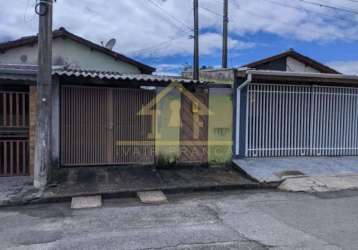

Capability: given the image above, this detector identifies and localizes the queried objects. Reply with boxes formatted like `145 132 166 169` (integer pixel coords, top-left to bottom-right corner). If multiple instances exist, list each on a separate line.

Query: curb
0 182 276 208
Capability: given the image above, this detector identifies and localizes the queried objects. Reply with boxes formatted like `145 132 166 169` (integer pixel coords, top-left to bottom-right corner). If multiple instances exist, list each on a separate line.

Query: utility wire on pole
34 0 53 188
222 0 228 68
193 0 199 81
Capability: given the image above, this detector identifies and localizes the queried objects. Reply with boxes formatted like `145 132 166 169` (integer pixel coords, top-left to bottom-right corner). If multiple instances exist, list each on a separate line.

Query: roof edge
0 27 156 74
242 49 340 74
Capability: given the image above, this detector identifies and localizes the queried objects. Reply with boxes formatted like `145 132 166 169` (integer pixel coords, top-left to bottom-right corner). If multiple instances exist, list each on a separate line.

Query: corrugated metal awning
53 68 208 85
0 65 209 86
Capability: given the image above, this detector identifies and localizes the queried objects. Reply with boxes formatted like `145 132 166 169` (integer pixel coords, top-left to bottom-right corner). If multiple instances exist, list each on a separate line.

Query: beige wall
286 57 320 73
0 38 141 73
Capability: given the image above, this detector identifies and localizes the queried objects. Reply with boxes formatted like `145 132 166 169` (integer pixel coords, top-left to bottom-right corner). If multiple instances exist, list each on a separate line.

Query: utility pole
193 0 199 81
34 0 53 188
222 0 228 68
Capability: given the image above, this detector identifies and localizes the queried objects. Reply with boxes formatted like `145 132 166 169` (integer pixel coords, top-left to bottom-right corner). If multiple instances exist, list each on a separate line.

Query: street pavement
1 189 358 250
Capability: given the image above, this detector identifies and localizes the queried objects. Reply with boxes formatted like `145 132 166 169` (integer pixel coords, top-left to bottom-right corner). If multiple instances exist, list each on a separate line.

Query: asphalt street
1 189 358 250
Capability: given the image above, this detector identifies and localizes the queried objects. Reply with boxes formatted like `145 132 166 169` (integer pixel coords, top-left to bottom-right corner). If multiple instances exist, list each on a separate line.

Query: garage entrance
0 90 29 176
60 86 155 166
243 84 358 157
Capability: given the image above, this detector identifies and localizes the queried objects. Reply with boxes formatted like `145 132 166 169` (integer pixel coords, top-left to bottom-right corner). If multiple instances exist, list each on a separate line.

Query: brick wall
29 86 37 176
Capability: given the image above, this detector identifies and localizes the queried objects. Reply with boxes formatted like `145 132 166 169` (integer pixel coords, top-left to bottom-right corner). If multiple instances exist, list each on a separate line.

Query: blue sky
142 31 358 74
1 0 358 75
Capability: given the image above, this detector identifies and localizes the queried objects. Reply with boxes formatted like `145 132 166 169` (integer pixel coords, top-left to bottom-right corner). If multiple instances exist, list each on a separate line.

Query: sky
1 0 358 75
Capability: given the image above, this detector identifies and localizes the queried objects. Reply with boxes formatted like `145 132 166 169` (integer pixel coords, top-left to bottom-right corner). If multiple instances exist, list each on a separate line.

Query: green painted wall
207 88 233 164
155 87 182 165
154 86 233 166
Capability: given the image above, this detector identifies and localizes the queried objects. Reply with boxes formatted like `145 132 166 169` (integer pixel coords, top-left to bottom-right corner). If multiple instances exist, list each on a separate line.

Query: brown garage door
179 90 209 164
60 86 155 166
0 90 29 176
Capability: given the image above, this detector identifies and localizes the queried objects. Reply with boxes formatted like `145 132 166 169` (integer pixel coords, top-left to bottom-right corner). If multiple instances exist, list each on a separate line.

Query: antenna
105 38 116 50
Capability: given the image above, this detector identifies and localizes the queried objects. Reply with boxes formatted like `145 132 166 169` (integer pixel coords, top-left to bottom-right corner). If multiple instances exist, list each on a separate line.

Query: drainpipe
238 73 252 90
235 73 252 157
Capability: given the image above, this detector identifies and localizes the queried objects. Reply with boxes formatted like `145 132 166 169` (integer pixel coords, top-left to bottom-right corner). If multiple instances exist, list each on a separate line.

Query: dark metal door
61 86 155 166
0 90 29 176
179 90 209 164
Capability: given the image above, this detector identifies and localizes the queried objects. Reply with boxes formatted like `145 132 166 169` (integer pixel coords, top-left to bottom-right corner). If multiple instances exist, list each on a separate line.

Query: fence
0 139 29 176
246 84 358 157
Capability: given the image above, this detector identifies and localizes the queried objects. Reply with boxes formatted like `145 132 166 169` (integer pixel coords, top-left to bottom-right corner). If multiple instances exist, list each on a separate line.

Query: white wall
286 57 320 73
0 38 141 74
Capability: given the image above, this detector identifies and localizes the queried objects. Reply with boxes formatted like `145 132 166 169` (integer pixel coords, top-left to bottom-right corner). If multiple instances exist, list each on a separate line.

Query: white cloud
153 63 183 76
1 0 358 57
130 32 255 58
328 61 358 75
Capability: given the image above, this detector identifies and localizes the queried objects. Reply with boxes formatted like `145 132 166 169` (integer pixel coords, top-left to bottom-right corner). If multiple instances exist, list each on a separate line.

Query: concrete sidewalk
0 165 260 207
233 157 358 183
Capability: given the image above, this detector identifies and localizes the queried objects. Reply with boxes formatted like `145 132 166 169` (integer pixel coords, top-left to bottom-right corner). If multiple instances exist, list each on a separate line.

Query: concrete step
71 195 102 209
137 191 168 204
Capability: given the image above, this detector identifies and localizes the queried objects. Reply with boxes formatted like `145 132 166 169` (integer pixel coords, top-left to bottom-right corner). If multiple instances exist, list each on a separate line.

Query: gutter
246 69 358 81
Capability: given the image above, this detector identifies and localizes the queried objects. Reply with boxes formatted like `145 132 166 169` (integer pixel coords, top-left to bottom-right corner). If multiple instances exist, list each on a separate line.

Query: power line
297 0 358 15
127 36 190 55
238 7 345 39
263 0 356 23
199 6 223 17
146 0 193 32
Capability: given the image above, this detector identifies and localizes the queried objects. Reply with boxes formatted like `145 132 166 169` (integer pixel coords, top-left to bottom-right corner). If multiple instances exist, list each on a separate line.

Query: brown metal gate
60 86 155 166
179 90 209 164
0 91 29 176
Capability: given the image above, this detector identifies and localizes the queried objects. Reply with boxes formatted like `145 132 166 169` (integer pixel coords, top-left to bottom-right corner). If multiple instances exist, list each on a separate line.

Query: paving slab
71 195 102 209
233 157 358 183
279 174 358 192
137 191 168 204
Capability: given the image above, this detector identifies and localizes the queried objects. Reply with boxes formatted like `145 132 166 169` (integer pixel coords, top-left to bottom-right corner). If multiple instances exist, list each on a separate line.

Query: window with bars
0 90 30 176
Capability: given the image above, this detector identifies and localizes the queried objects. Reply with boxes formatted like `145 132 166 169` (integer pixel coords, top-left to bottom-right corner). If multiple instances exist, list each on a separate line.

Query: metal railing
0 91 29 128
246 84 358 157
0 138 29 176
0 91 29 176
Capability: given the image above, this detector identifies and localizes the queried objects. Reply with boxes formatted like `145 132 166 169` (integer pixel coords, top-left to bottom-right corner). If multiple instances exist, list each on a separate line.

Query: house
3 45 356 180
0 27 155 74
184 49 358 161
234 50 358 160
0 62 233 177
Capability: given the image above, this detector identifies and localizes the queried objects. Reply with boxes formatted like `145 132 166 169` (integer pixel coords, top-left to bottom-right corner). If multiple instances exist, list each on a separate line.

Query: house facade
185 49 358 160
2 45 356 179
234 50 358 159
0 64 232 177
